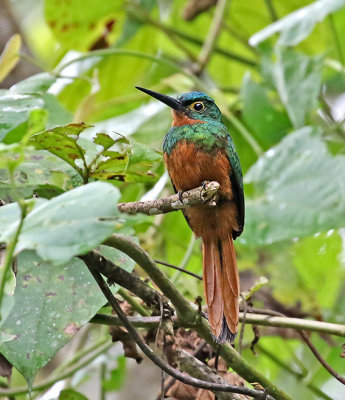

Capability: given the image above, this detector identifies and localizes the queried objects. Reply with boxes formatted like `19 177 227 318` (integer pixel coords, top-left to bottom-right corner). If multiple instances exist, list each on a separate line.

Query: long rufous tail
202 233 240 343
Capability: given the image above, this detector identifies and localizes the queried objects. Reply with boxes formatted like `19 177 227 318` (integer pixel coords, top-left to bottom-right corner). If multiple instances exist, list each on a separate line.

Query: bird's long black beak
136 86 185 111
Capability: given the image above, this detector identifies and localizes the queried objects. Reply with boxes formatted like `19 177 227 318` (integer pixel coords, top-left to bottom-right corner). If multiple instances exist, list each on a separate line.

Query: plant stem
197 0 228 73
263 0 278 22
118 287 150 316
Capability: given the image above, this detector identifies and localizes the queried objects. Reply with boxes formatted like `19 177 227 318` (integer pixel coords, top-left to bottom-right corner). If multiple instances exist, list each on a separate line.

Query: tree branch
79 250 167 310
103 234 292 400
118 181 220 215
178 349 265 400
86 266 269 399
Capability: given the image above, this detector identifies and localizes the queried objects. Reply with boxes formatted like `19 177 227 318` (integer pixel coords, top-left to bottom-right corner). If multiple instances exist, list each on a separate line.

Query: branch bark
177 349 260 400
117 181 220 215
79 250 167 310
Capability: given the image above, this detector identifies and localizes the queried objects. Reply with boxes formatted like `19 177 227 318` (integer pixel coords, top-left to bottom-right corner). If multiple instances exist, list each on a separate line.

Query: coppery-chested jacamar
136 87 244 343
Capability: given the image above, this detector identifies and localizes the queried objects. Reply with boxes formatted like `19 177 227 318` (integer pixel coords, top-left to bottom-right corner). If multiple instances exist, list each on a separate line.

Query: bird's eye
191 102 205 112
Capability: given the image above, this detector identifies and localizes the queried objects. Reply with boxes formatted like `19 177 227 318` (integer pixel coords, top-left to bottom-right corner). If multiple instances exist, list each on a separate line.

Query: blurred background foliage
1 0 345 399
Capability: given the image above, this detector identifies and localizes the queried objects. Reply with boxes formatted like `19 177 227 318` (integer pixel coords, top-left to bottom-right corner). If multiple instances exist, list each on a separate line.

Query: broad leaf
272 48 322 128
0 250 134 386
0 182 121 264
44 0 123 51
249 0 345 47
243 127 345 245
241 73 291 149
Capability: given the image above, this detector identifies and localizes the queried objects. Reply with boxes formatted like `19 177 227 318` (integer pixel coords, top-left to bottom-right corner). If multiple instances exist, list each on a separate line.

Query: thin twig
257 345 333 400
154 259 203 280
197 0 228 73
86 267 269 399
263 0 278 21
118 181 220 215
249 309 345 385
299 331 345 385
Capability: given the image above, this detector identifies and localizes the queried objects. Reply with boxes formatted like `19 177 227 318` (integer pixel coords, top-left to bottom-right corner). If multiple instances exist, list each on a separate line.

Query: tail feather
202 234 239 343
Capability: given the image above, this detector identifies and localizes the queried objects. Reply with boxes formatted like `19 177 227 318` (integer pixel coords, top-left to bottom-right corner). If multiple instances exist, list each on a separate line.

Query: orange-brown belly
164 141 239 238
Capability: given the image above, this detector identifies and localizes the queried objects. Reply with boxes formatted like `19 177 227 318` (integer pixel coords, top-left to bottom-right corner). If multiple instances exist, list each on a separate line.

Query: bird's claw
178 190 184 203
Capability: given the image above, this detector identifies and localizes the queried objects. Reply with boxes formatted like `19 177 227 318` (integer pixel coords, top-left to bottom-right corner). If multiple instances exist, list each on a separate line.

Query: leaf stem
263 0 278 22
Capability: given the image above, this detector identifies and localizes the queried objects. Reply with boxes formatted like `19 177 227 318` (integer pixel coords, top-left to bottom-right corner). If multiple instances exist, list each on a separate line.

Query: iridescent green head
136 87 222 123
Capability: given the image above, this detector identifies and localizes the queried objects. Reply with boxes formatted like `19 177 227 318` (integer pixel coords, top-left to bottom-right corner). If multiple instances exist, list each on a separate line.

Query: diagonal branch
86 266 269 399
103 234 292 400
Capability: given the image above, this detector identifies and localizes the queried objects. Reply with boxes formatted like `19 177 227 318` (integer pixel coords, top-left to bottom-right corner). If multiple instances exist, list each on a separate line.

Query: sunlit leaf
0 34 21 83
44 0 123 51
241 73 291 149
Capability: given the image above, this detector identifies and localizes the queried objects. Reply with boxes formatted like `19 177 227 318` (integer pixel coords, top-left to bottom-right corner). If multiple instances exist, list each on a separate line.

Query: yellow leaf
0 34 22 83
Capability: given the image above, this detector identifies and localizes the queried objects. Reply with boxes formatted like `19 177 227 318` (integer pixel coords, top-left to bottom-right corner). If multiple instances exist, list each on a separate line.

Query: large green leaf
249 0 345 47
0 249 134 386
0 182 121 264
44 0 123 51
271 48 322 128
243 127 345 245
241 73 291 149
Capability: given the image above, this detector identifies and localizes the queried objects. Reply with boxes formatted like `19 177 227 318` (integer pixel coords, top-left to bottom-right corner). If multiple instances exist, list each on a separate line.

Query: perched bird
136 87 244 343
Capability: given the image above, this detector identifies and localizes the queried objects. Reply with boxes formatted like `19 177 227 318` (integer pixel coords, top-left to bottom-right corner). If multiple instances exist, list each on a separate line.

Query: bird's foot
178 190 184 203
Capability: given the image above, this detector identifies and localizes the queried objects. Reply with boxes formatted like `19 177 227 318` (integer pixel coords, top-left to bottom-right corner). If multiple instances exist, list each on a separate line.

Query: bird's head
136 87 222 126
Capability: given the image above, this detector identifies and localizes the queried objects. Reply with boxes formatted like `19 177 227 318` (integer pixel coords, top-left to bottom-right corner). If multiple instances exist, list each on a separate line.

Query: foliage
0 0 345 399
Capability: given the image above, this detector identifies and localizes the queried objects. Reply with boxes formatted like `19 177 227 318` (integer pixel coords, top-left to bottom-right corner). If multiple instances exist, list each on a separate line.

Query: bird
136 87 244 343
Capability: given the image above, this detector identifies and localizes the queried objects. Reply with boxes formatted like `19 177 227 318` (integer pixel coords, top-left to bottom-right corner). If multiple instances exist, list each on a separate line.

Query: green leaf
249 0 345 47
31 123 162 183
117 0 157 46
0 149 77 202
10 73 56 94
243 127 345 245
0 93 45 143
0 182 121 264
44 0 123 51
59 389 89 400
0 34 21 83
272 48 322 128
0 250 132 386
102 355 126 391
241 73 291 149
30 122 95 179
